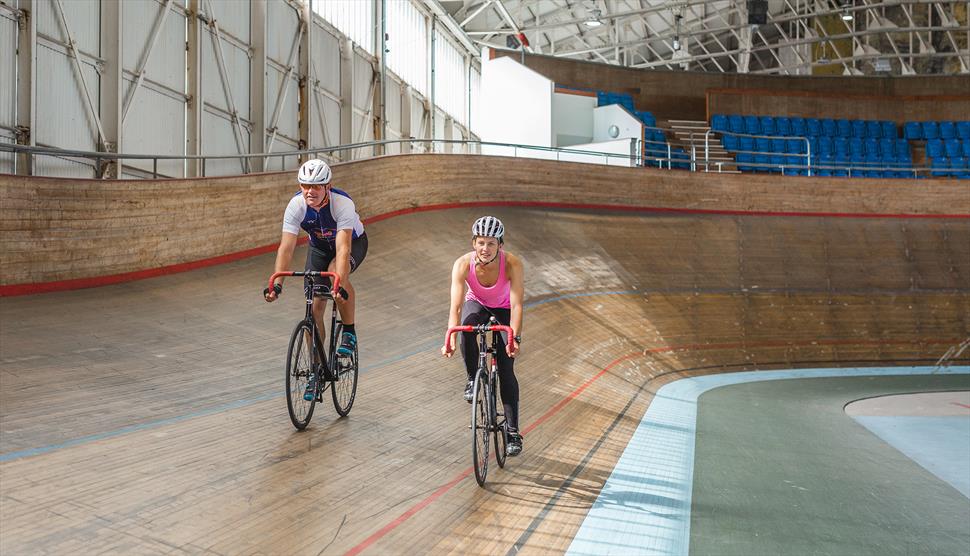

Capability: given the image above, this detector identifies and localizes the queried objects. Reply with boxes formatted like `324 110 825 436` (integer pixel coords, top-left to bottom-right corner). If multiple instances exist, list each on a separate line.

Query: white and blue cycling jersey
281 188 365 251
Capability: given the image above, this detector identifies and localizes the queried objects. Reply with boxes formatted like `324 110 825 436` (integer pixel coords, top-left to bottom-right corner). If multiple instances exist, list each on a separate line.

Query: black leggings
460 300 519 431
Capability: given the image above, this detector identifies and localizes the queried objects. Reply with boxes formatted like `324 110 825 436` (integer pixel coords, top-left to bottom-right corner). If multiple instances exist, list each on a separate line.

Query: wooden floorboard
1 207 968 554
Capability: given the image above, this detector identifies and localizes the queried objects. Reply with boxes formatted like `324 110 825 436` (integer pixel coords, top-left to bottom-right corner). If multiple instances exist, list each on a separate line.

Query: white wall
559 139 637 167
552 92 595 147
592 104 643 143
479 54 552 155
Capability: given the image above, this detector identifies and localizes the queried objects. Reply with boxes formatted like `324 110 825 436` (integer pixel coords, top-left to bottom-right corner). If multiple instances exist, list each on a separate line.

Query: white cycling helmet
297 159 332 185
472 216 504 240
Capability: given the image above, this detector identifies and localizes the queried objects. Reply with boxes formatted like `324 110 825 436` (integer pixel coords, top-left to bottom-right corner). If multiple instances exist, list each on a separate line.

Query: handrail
0 138 647 178
704 128 811 176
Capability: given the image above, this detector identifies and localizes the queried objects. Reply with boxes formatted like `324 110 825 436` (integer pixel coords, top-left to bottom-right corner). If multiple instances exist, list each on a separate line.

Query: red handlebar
443 324 517 355
268 271 341 298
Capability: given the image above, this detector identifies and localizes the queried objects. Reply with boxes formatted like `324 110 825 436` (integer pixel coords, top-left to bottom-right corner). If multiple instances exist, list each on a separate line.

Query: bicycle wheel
331 324 358 417
471 370 490 487
492 368 508 469
286 321 317 430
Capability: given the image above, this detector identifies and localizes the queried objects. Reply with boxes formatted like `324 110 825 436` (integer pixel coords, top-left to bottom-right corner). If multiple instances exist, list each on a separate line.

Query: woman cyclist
441 216 525 456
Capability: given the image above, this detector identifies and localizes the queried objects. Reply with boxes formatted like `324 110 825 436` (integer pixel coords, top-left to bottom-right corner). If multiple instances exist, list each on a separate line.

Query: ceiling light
841 9 853 21
672 36 681 51
585 7 603 27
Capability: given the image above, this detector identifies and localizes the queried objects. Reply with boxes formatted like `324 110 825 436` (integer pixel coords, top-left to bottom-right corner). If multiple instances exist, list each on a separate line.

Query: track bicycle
444 318 518 487
268 271 359 430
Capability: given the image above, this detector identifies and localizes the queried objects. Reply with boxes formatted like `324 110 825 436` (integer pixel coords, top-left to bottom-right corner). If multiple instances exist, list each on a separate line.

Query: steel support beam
299 0 311 159
15 0 36 175
339 38 354 157
100 0 122 177
250 0 266 171
187 0 202 176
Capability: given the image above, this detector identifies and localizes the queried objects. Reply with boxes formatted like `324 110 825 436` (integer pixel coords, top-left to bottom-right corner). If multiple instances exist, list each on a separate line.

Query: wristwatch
513 335 522 344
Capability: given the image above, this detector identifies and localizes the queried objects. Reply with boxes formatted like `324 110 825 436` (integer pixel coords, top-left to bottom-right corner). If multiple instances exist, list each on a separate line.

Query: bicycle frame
270 271 346 385
444 321 517 485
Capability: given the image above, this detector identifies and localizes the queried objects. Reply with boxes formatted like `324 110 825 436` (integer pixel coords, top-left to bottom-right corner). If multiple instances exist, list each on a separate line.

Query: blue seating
771 138 786 152
879 138 894 156
881 121 896 139
957 121 970 140
833 137 849 156
864 120 880 138
722 134 739 151
927 139 944 158
962 141 970 158
949 156 968 178
744 116 761 134
769 154 785 173
850 120 866 138
735 152 751 172
711 114 728 132
819 118 835 136
940 121 956 140
756 137 772 153
790 118 806 136
930 157 949 177
849 138 865 156
775 117 791 136
786 139 803 153
923 121 940 140
807 118 822 136
740 136 755 152
864 138 879 155
754 154 770 172
838 119 853 137
904 121 922 140
895 140 910 158
728 115 745 134
944 139 962 158
760 116 776 135
817 136 833 156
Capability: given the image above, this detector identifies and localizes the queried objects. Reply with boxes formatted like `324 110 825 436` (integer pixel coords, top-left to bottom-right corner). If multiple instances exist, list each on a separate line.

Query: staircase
665 119 740 173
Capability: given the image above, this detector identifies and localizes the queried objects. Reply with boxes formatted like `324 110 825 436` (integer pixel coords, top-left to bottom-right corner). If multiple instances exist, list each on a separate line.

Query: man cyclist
264 159 367 399
441 216 525 456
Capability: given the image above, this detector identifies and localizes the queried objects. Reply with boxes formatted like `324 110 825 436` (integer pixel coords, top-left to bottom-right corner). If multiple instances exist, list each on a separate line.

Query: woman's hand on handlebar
441 333 456 357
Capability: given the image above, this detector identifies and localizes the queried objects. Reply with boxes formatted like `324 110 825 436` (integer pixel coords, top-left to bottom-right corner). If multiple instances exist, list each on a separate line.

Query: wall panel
0 8 16 133
311 24 341 97
201 110 250 176
35 0 99 54
35 43 99 150
123 86 185 177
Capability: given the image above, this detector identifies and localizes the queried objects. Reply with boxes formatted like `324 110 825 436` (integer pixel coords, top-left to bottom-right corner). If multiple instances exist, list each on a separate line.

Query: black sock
343 324 355 335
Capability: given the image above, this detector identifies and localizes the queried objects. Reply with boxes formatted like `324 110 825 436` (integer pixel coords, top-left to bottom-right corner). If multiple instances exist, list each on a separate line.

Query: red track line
339 336 961 555
4 201 968 296
951 402 970 409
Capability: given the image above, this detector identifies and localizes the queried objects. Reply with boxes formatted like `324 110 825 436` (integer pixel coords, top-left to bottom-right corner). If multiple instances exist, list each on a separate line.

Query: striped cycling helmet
297 159 332 185
472 216 504 240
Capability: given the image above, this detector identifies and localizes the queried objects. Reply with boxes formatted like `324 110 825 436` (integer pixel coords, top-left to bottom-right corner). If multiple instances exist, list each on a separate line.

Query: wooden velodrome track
1 205 968 555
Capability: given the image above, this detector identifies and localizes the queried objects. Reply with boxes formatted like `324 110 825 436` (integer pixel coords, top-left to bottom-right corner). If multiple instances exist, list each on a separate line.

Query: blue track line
0 289 629 463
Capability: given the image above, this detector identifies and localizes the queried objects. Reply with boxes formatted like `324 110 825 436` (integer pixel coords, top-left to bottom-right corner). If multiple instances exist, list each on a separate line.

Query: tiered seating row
711 114 920 178
910 121 970 178
596 90 690 169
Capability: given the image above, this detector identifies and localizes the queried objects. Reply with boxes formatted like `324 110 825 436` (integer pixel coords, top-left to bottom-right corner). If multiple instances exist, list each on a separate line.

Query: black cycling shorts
305 233 368 284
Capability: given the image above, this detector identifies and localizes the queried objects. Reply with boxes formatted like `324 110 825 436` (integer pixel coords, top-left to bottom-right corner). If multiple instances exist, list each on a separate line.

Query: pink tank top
465 251 511 309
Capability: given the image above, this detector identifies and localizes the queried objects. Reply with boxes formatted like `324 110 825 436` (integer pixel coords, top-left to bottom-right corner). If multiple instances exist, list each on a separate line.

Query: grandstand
1 1 969 555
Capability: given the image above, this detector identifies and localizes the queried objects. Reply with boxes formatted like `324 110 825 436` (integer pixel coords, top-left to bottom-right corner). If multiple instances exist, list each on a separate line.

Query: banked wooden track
1 203 968 554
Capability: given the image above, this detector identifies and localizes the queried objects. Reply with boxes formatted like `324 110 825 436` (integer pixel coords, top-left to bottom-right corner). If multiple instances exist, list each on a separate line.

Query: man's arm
507 253 524 357
334 229 352 290
442 256 468 356
265 232 299 302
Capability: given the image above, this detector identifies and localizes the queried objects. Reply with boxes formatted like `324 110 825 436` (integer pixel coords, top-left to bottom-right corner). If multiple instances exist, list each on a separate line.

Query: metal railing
0 138 652 179
0 135 960 180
